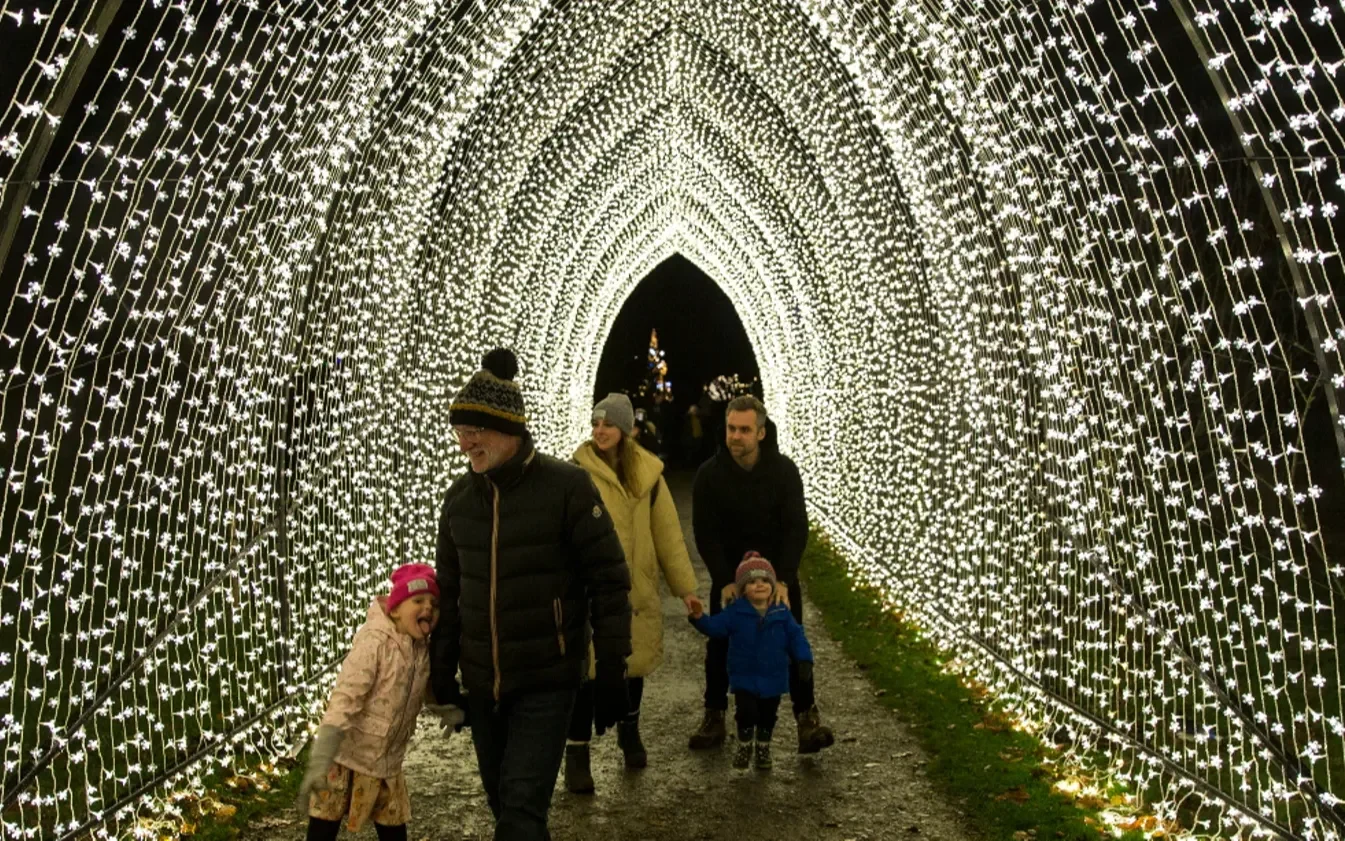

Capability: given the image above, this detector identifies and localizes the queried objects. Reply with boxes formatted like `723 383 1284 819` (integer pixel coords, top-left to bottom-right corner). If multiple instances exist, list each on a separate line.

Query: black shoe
618 718 647 769
688 709 726 750
564 744 594 794
796 705 835 754
733 736 753 769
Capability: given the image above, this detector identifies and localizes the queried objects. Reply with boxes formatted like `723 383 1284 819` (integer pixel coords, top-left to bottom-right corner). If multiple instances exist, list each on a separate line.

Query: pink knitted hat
387 564 439 614
735 551 776 592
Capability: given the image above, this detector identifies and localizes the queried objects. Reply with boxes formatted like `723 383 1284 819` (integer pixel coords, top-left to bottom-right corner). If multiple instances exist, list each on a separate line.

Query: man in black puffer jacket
431 348 631 841
687 396 835 755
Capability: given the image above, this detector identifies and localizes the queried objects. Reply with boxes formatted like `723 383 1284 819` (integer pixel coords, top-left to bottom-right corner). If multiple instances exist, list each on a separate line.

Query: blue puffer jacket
690 598 813 698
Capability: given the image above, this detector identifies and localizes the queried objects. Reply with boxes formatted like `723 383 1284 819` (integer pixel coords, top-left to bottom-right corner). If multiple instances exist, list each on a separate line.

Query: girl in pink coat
295 564 462 841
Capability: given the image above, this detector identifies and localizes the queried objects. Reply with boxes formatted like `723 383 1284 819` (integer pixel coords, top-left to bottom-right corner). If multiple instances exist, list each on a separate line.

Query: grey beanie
592 392 635 435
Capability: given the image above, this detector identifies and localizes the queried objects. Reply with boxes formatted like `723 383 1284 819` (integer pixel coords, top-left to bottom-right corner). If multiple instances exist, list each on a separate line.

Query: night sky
592 253 759 405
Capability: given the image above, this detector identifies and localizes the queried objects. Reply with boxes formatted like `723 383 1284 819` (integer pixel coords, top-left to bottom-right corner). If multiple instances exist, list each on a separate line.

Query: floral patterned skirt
307 762 410 831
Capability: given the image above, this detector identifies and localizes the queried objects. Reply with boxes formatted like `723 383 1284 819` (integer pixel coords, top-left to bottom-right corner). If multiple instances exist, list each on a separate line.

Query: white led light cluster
1 0 1342 839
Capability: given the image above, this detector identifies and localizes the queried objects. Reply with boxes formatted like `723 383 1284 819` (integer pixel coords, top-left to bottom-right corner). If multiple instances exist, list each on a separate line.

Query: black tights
733 691 781 741
306 818 406 841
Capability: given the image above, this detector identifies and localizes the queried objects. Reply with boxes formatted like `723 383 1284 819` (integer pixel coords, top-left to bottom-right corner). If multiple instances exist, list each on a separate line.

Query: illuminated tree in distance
638 328 671 402
1 1 1344 840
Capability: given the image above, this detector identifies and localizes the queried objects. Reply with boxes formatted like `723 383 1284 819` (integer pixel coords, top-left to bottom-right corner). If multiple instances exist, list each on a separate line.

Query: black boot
754 728 773 770
617 716 647 769
796 705 835 754
688 709 727 750
733 728 753 769
564 744 594 794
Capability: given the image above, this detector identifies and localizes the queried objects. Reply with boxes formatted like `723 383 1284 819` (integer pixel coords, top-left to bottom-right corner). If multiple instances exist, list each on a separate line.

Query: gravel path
248 474 975 841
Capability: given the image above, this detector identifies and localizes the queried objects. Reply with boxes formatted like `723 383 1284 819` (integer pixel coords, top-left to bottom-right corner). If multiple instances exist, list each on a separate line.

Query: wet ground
247 474 975 841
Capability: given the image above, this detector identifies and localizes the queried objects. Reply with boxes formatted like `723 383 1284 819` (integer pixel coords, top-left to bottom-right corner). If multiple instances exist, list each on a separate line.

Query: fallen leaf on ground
254 816 293 829
995 787 1031 803
974 712 1015 732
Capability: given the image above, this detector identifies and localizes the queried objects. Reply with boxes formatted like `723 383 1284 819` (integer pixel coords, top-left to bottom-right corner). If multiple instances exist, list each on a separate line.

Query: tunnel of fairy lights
2 0 1344 838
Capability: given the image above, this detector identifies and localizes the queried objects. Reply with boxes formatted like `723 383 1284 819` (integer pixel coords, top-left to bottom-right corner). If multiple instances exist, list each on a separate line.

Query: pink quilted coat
319 598 431 778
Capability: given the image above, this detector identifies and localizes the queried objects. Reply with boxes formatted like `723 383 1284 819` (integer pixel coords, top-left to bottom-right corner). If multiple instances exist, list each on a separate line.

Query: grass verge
801 532 1156 841
171 754 306 841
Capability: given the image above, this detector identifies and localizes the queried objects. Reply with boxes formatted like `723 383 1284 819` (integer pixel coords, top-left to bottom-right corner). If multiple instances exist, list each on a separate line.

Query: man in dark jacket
432 348 632 841
687 395 835 754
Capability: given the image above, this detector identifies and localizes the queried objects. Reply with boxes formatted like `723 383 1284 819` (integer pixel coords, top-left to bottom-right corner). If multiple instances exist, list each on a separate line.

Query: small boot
796 705 835 754
564 743 595 794
617 716 647 769
733 728 754 769
688 709 727 750
754 727 773 770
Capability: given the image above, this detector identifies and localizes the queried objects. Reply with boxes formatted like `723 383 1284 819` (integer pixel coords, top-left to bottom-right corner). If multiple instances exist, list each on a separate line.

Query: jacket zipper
488 478 502 701
552 598 566 656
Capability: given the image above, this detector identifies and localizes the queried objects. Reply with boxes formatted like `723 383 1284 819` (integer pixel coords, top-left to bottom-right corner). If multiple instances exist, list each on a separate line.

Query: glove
432 680 471 730
796 660 814 684
424 703 466 734
295 725 343 814
592 661 630 736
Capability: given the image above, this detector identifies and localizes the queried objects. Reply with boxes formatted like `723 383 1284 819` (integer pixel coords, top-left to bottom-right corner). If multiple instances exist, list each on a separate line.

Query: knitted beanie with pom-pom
449 348 528 436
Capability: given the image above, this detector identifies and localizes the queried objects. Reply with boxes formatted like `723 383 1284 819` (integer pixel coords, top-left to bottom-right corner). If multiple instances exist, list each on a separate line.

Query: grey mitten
423 703 466 734
295 725 344 814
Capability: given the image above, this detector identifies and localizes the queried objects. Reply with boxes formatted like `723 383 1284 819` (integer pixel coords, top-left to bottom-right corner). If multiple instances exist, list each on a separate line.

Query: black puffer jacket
692 445 808 587
431 436 631 701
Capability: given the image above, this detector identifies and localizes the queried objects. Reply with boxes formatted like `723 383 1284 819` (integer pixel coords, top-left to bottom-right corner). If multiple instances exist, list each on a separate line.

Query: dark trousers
307 819 405 841
468 689 576 841
704 579 815 716
733 691 781 739
568 677 645 742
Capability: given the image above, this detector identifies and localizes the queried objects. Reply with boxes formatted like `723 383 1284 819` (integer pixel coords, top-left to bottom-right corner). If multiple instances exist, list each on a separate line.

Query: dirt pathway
248 473 974 841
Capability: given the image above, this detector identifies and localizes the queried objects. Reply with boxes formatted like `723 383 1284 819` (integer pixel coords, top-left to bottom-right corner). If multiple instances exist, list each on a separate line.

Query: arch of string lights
2 0 1344 838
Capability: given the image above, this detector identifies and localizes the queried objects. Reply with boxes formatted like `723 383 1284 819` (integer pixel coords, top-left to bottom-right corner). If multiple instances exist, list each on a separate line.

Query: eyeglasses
453 425 486 442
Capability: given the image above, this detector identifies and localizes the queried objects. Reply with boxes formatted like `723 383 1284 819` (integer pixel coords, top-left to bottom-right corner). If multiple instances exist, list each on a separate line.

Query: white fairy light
1 0 1342 839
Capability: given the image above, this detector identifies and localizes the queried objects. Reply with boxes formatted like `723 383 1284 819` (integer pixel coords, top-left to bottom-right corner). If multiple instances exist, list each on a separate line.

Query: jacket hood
714 443 779 478
366 596 423 656
726 597 791 622
573 439 663 498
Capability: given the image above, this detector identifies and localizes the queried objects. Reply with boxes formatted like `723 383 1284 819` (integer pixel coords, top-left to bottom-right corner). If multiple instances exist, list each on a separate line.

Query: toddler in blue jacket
689 551 814 769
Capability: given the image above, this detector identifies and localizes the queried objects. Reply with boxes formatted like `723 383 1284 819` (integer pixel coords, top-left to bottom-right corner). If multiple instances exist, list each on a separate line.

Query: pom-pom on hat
449 348 528 436
387 563 439 614
735 551 776 592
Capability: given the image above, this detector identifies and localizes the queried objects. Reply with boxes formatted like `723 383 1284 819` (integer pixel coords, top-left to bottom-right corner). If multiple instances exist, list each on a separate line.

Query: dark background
592 254 760 465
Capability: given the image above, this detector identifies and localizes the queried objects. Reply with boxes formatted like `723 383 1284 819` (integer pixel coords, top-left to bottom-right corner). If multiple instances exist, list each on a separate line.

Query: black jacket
691 446 808 586
432 436 632 701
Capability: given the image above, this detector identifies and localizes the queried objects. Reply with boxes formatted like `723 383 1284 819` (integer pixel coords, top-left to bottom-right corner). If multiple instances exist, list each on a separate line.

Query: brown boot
796 705 835 754
687 709 726 750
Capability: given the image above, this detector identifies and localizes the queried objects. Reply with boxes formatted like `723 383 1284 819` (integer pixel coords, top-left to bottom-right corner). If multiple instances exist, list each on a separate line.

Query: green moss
801 533 1149 841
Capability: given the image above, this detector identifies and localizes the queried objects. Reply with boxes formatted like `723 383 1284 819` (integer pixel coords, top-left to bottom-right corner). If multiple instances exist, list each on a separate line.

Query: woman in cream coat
564 392 702 794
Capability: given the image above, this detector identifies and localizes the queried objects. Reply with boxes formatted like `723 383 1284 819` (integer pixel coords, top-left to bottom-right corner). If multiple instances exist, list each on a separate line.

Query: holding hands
682 593 704 619
424 703 466 734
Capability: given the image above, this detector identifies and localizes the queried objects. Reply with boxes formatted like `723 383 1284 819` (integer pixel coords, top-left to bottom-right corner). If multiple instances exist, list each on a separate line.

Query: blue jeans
469 688 576 841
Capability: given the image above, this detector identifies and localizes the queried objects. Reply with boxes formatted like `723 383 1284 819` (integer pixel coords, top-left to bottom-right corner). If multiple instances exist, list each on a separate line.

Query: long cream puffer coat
573 440 698 678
